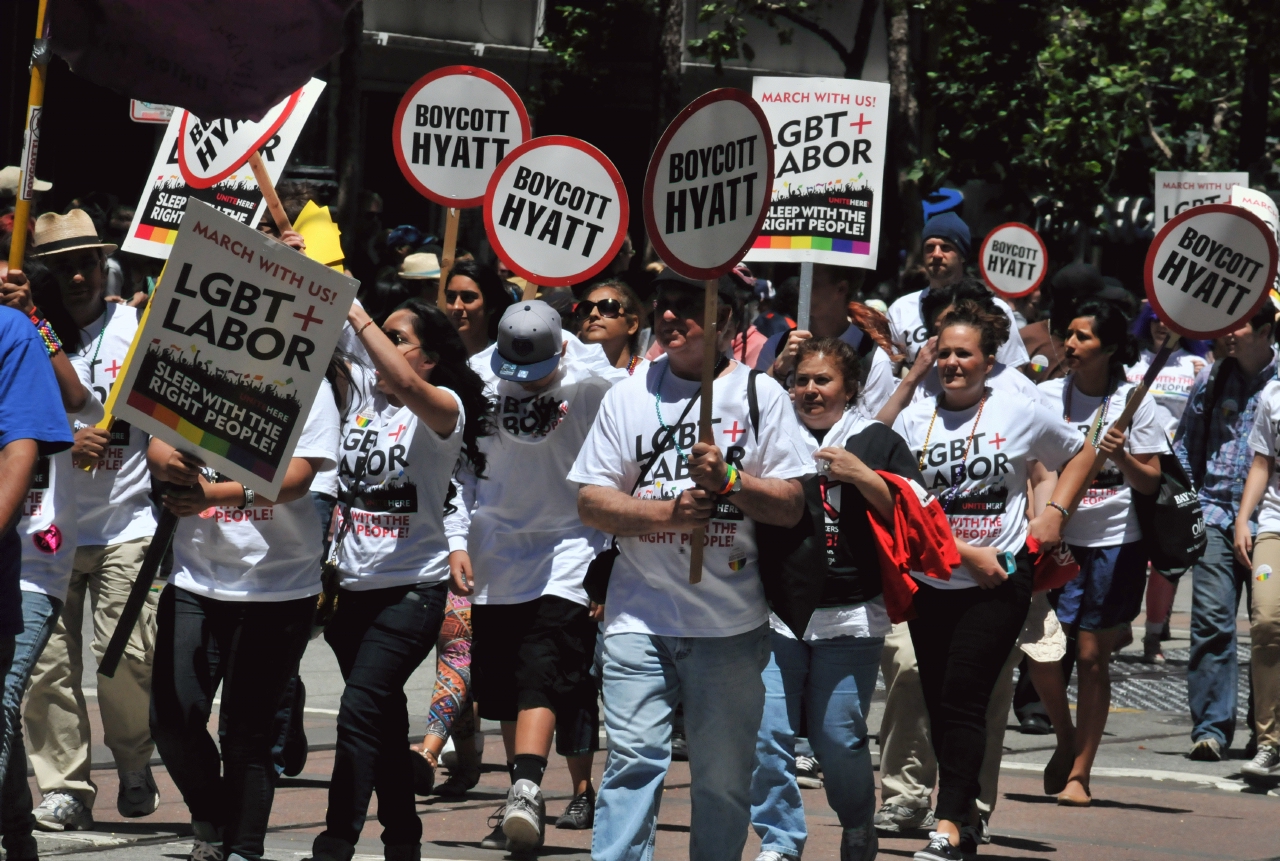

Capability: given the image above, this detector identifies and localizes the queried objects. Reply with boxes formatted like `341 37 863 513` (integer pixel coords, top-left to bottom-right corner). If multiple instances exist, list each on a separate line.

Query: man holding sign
570 269 809 861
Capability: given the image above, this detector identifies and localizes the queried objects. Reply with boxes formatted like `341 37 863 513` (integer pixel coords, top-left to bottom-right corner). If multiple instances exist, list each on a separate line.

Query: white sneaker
118 765 161 817
502 779 545 851
794 755 823 789
1242 745 1280 778
33 791 92 832
755 852 792 861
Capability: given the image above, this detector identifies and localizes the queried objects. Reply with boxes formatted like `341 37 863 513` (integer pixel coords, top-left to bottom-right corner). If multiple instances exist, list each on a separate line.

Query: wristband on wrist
718 464 738 495
1046 500 1071 521
238 484 255 509
33 315 62 357
355 319 374 337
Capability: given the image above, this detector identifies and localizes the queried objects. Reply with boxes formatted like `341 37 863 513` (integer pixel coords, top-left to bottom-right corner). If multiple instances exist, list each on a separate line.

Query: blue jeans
1189 525 1252 747
593 625 770 861
0 592 61 858
750 631 884 857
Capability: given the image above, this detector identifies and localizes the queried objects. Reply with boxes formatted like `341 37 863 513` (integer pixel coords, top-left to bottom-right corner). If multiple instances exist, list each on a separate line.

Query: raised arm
347 303 459 437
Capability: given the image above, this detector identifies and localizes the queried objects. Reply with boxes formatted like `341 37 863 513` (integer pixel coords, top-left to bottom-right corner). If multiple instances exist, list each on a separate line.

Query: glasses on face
445 289 481 305
576 298 625 320
46 251 101 278
654 291 704 321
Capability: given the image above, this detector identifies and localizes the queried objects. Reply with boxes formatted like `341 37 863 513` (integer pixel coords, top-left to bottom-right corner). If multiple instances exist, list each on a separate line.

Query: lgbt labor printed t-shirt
334 364 464 590
173 381 339 601
893 389 1082 589
569 359 813 638
1038 377 1165 548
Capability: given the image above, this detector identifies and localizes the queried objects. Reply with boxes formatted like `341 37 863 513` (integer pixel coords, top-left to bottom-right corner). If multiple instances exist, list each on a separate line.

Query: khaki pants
24 539 158 808
1250 532 1280 748
878 621 1020 817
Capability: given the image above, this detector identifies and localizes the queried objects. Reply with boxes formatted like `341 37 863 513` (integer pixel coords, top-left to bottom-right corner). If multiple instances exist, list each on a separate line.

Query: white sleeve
1028 402 1085 471
747 377 816 481
444 464 477 554
859 348 896 418
1125 392 1170 455
293 380 340 472
567 388 630 490
1249 386 1280 457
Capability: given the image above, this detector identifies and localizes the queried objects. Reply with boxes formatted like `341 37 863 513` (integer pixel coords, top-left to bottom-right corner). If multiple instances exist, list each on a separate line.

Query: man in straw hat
20 210 163 831
398 252 441 302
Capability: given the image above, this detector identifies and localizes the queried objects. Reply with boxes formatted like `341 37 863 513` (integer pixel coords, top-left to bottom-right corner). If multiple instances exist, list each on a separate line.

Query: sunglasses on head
576 298 625 319
445 289 481 305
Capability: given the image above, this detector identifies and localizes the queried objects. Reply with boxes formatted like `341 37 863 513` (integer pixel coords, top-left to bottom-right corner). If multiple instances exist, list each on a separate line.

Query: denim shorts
1052 540 1148 631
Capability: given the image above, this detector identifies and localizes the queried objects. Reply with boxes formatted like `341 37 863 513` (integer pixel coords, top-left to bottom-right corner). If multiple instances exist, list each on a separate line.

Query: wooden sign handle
437 207 460 310
689 278 720 584
522 280 538 300
7 0 50 273
248 152 292 235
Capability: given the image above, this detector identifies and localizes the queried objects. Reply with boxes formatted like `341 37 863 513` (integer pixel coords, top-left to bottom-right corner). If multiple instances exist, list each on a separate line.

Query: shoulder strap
748 369 762 443
631 384 703 495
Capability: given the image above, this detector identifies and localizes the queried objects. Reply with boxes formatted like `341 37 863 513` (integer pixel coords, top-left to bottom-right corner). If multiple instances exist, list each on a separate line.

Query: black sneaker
480 805 508 850
913 832 965 861
555 787 595 829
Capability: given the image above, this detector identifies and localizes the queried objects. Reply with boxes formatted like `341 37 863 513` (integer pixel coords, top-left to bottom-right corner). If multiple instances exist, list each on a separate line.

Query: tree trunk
1238 0 1271 179
888 0 921 269
847 0 880 79
335 1 364 251
656 0 684 132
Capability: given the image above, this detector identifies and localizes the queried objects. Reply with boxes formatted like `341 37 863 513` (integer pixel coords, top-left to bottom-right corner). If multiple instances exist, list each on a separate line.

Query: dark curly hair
936 298 1011 358
396 299 492 479
447 259 513 342
793 337 861 405
1072 298 1139 382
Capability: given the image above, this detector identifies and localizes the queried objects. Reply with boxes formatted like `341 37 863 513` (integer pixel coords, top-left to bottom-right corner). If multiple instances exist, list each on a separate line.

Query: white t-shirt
447 340 620 607
1037 376 1166 547
887 288 1029 367
69 303 156 546
311 307 376 499
911 360 1043 405
19 450 77 602
1125 348 1205 435
569 358 813 637
1246 381 1280 534
892 388 1082 588
172 381 340 602
333 364 464 590
769 408 892 641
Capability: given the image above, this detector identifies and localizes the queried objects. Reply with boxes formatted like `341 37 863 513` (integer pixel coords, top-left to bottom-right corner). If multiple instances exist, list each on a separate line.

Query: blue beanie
922 211 971 260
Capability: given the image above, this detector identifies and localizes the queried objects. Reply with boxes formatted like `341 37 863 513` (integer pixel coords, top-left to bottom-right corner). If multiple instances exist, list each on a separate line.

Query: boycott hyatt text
1156 225 1267 315
664 135 760 234
497 166 614 257
410 105 512 170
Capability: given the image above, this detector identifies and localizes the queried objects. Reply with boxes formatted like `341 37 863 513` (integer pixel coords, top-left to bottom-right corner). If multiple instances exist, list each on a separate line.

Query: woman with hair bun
891 300 1094 860
1033 298 1165 807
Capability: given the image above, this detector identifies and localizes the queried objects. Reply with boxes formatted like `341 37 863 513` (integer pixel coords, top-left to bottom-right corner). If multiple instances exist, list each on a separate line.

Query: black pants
150 585 313 860
908 557 1032 823
322 581 448 849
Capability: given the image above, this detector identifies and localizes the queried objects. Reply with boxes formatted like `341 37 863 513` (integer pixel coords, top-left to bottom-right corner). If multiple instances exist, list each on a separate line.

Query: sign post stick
1065 333 1179 517
437 207 460 310
689 279 719 584
100 510 176 677
522 280 538 301
248 152 293 234
7 0 50 272
796 261 814 331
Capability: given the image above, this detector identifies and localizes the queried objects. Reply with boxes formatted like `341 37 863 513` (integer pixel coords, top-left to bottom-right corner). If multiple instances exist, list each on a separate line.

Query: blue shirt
0 305 73 637
1173 348 1278 532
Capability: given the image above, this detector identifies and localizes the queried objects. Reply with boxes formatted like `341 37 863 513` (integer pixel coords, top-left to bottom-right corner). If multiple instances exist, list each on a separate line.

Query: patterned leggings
425 591 475 741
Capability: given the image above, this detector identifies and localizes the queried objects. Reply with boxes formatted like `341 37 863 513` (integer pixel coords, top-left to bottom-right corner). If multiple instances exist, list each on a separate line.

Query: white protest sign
744 77 889 270
978 222 1048 299
110 199 358 498
1231 185 1280 242
1154 171 1249 227
644 89 774 279
178 89 304 188
483 136 629 286
122 79 325 260
1144 203 1278 339
393 66 531 207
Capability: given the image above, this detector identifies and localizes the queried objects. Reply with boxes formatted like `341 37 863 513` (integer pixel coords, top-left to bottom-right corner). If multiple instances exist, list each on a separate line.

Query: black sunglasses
445 289 481 305
654 290 705 320
576 298 625 319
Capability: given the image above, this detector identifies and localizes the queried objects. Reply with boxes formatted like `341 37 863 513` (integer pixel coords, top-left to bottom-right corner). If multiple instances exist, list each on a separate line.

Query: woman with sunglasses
890 300 1093 860
309 299 490 861
576 280 646 373
446 260 515 357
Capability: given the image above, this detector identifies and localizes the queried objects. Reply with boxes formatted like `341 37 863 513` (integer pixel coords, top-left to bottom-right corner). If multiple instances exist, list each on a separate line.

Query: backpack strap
1190 356 1235 489
748 369 762 443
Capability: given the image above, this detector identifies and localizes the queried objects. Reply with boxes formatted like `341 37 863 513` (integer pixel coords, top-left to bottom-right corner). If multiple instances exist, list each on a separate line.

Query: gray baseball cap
492 300 563 382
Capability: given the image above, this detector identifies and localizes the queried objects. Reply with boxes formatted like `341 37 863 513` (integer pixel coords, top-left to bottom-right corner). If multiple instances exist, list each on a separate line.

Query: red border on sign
392 66 532 208
177 88 303 189
482 135 630 288
1144 203 1279 340
978 222 1048 299
642 88 775 280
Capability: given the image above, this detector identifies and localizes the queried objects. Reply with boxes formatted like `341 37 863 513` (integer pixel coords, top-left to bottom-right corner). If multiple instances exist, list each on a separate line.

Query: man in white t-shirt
446 302 622 852
886 212 1029 369
570 273 811 861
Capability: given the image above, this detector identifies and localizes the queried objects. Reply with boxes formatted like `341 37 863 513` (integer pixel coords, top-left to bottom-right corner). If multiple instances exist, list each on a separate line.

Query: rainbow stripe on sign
752 235 871 255
126 390 277 481
134 224 180 245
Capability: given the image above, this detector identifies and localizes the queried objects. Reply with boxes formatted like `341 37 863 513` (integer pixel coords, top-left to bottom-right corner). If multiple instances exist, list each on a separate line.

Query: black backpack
1132 447 1206 578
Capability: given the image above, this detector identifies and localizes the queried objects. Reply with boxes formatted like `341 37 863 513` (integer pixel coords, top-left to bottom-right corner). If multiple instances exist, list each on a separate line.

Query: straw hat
0 165 51 194
30 209 118 257
399 252 440 279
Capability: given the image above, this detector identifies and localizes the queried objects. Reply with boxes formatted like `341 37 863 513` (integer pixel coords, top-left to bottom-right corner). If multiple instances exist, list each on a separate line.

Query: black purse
317 458 367 630
583 388 703 605
1133 449 1207 580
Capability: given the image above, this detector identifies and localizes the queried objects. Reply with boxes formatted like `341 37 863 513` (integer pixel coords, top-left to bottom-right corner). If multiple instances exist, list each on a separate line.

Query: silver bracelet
238 485 255 509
